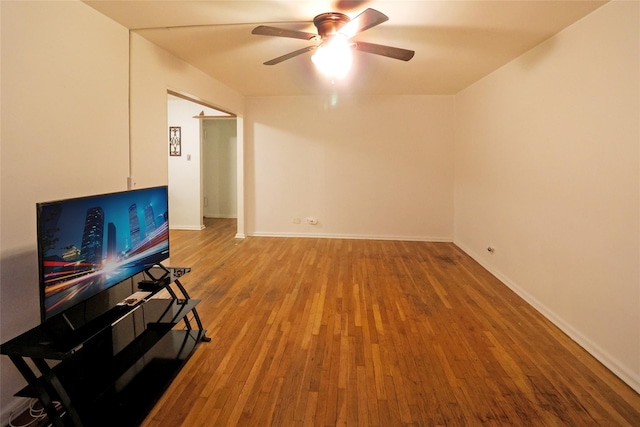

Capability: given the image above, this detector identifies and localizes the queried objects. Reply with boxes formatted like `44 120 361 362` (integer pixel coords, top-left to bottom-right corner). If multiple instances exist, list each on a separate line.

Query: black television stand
0 266 208 427
141 265 211 343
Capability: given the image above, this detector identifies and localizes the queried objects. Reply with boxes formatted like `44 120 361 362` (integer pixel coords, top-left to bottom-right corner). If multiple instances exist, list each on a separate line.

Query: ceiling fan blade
264 46 317 65
252 25 318 41
354 41 415 61
339 8 388 38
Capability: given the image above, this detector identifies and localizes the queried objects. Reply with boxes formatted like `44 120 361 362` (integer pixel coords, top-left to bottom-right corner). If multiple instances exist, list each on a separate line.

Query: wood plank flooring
141 218 640 426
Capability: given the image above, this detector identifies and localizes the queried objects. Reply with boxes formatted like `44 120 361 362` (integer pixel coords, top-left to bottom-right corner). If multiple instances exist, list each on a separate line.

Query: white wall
454 0 640 392
203 119 238 219
167 97 205 230
167 98 237 228
0 0 130 419
245 95 455 240
129 34 245 235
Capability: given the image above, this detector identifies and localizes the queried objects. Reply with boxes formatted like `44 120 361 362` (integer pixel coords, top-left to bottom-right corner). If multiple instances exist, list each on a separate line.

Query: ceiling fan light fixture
253 8 413 71
311 35 353 79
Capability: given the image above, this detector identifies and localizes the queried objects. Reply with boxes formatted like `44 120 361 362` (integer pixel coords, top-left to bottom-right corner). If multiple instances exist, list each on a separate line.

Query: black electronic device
36 186 170 322
138 275 171 290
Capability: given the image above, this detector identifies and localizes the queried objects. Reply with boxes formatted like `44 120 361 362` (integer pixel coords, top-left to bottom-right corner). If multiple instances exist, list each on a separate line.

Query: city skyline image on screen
37 186 169 321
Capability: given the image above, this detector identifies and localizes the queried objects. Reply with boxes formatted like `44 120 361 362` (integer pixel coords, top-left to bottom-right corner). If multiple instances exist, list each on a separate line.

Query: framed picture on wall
169 126 181 156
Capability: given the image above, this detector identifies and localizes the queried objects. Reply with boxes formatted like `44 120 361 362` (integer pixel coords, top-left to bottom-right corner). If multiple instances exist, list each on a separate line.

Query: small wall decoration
169 126 181 156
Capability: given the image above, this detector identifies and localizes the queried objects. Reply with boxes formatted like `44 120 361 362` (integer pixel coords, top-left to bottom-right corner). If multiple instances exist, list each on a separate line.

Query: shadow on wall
0 248 41 416
1 248 41 341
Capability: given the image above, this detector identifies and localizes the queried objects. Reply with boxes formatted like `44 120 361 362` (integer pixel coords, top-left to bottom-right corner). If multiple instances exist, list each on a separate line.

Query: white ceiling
84 0 608 96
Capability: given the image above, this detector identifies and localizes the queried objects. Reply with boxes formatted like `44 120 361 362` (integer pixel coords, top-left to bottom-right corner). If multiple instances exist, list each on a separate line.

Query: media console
0 266 208 427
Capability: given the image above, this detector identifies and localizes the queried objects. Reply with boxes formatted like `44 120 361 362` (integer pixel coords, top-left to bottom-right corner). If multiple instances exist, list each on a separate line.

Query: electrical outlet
127 176 137 189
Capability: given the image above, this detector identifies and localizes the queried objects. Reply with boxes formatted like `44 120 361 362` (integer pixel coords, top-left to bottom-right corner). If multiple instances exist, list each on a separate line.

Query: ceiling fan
251 8 414 72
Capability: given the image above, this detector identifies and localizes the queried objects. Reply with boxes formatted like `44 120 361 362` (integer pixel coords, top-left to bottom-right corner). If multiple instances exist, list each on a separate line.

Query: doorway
202 118 237 220
166 93 241 236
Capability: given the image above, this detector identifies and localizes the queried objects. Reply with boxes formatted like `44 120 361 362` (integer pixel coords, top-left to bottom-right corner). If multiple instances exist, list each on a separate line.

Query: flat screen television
36 186 170 322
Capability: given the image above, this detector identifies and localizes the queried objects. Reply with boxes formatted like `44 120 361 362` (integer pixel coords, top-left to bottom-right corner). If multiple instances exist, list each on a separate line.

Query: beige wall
129 34 245 190
245 95 455 240
129 34 245 236
454 0 640 391
203 119 238 219
167 96 206 230
0 0 130 417
165 97 237 230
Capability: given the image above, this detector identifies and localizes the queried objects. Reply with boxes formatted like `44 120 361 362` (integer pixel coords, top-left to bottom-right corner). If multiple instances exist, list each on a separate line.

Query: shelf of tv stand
13 298 202 390
0 267 207 427
1 282 191 358
16 328 205 426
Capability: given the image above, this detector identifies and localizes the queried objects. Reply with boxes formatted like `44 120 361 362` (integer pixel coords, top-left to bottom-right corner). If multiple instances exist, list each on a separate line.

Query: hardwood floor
141 218 640 426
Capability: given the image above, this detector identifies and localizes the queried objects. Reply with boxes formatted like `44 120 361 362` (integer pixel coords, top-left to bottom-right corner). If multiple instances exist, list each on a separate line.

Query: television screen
37 186 170 322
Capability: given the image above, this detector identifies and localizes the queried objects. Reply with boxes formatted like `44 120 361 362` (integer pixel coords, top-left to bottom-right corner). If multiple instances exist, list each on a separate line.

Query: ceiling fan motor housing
313 12 350 38
252 8 414 65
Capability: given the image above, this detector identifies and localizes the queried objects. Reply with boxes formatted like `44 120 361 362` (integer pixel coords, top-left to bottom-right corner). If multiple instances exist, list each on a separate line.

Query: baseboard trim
454 239 640 394
249 231 453 242
170 224 206 231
